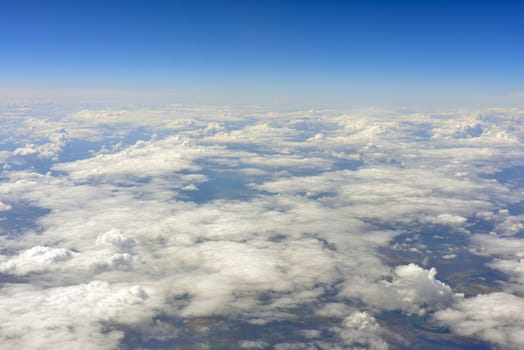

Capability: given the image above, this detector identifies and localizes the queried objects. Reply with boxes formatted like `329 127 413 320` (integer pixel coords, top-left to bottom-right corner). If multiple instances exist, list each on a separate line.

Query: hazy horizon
1 0 523 108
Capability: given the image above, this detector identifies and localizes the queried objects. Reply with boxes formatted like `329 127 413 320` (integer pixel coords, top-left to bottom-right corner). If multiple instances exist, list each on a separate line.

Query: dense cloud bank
0 105 523 349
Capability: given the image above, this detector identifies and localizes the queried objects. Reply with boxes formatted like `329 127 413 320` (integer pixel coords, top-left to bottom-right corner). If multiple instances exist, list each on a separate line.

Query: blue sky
1 0 523 106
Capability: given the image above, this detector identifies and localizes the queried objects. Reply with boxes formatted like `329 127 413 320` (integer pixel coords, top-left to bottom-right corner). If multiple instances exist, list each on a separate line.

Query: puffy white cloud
254 166 504 227
472 234 524 257
435 293 524 350
494 215 524 237
337 311 389 350
470 234 524 294
52 136 203 182
0 280 152 350
182 183 198 191
95 228 136 251
0 246 75 275
341 264 456 315
0 200 11 211
315 303 356 318
430 214 468 225
160 237 340 317
239 340 270 349
12 128 69 161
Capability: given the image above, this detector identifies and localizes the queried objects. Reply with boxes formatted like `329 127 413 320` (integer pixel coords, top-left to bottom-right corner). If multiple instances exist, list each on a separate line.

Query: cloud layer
1 104 523 349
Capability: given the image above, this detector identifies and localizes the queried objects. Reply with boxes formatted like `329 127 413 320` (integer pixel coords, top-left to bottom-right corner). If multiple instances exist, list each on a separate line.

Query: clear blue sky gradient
1 0 523 106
